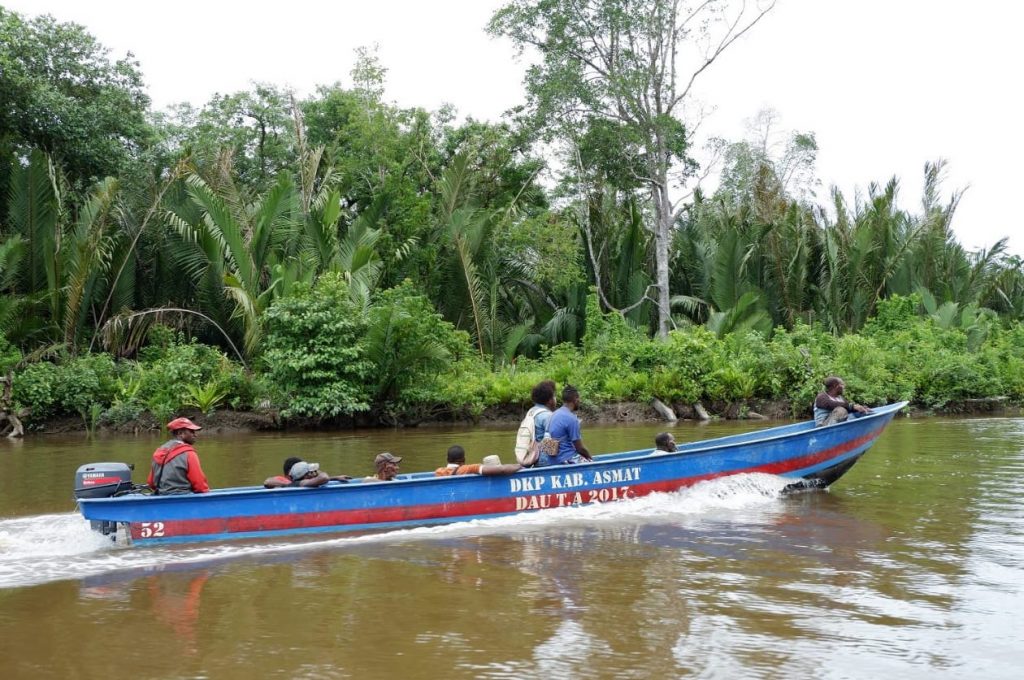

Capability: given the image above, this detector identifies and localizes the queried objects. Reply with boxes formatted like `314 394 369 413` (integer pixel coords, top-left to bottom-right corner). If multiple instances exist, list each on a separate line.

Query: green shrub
539 343 582 385
649 365 700 404
136 340 233 414
661 327 716 402
103 399 143 425
13 361 61 419
365 280 475 418
262 273 372 419
436 354 494 418
706 366 757 401
863 294 922 335
184 381 230 415
60 353 120 416
828 334 895 405
916 350 1002 407
13 353 119 421
991 325 1024 399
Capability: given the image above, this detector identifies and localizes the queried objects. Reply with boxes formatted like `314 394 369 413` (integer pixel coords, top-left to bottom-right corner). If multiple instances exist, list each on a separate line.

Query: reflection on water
1 416 1023 678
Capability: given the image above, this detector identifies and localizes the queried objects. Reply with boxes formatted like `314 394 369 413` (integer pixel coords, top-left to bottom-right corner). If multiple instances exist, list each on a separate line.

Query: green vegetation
8 292 1024 428
261 274 372 419
2 2 1024 432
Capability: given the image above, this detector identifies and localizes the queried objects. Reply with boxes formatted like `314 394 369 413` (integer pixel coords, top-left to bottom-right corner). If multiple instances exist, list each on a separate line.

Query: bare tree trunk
650 149 674 339
653 190 673 338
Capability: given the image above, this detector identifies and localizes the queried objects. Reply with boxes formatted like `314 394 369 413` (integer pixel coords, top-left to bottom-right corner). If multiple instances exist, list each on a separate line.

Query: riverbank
22 397 1022 436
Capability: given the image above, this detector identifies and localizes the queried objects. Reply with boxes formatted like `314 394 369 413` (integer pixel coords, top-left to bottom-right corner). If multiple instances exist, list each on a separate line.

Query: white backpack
514 405 548 466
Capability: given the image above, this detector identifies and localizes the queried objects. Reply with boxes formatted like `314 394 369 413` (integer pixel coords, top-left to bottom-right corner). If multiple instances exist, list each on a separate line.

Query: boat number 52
139 522 165 538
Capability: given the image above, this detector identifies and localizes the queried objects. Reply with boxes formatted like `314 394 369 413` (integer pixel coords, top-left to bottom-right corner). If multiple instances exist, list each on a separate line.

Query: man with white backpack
514 380 557 467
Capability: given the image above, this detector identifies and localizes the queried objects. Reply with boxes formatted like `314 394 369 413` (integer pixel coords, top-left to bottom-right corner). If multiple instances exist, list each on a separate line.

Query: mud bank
21 397 1021 437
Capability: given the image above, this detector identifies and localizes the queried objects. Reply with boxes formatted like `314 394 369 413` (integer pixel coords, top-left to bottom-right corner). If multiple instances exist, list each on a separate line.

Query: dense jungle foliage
2 3 1023 430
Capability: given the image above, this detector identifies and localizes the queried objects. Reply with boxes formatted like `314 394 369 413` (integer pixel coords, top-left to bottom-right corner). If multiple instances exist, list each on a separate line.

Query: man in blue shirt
538 385 593 466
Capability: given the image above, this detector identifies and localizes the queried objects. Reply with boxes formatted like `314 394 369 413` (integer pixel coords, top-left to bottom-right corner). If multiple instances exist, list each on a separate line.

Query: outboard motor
74 462 135 499
74 462 136 537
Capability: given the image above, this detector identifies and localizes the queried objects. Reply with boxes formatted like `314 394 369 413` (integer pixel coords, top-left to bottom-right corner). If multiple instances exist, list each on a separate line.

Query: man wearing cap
434 445 522 477
367 452 402 481
147 417 209 495
264 457 350 488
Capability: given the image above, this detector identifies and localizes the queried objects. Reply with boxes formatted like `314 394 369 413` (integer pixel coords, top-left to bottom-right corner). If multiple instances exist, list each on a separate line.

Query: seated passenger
654 432 677 452
537 385 594 466
264 457 351 488
366 452 402 481
514 380 557 466
434 446 522 476
814 376 872 427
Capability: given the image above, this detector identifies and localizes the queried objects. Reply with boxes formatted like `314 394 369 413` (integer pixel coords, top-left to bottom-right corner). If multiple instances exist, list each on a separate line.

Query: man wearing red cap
147 417 210 494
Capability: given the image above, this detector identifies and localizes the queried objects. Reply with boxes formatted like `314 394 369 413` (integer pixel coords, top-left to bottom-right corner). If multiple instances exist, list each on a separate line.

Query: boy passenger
435 445 522 476
654 432 677 452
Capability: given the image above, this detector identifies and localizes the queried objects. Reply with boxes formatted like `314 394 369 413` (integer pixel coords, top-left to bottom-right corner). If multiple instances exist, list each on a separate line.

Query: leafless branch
620 284 662 315
675 0 777 106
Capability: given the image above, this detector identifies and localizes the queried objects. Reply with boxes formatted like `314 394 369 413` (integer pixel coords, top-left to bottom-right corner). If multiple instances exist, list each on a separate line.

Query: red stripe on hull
131 426 881 541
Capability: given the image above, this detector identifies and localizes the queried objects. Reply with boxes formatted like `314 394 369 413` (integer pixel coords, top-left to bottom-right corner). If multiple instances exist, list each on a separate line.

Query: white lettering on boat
592 467 641 484
513 485 634 510
510 467 642 494
138 522 165 538
549 472 585 489
509 476 546 493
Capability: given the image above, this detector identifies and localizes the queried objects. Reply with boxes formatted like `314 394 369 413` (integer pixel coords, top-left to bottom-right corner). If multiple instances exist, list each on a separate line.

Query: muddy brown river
1 415 1022 678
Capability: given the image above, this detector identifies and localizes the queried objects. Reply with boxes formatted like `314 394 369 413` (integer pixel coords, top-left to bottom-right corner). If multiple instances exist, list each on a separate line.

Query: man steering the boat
536 385 593 466
814 376 873 427
147 417 209 494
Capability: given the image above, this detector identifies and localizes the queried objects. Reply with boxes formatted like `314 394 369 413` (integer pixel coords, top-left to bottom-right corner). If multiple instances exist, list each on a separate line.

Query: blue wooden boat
76 402 907 546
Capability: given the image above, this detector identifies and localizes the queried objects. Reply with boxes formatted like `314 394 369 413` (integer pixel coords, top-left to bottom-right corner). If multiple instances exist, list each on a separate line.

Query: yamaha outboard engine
74 462 135 536
74 462 135 499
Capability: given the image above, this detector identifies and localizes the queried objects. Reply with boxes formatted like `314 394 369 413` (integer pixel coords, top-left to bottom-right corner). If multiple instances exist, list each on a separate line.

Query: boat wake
0 473 791 590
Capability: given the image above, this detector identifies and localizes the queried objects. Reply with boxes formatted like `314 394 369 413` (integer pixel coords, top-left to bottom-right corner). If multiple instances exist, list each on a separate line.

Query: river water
1 415 1022 679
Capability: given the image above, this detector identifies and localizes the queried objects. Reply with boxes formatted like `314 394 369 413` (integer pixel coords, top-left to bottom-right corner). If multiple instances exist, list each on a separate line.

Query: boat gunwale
77 401 907 507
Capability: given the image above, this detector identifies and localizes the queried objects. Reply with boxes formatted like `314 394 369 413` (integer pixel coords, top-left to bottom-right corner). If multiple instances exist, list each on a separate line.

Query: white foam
0 473 791 589
0 513 112 558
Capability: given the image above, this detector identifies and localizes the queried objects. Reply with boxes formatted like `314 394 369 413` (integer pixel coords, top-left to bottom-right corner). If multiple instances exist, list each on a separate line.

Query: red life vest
148 440 209 494
154 441 193 464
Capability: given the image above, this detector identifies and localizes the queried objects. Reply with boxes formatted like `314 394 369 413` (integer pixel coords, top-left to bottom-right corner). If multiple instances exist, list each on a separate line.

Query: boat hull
78 402 906 545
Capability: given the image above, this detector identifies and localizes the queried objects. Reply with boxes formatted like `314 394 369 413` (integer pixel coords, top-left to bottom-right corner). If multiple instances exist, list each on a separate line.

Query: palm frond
0 235 26 291
62 177 120 347
7 150 60 310
99 307 247 366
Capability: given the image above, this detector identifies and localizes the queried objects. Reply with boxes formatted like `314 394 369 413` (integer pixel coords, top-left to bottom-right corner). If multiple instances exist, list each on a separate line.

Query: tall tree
160 84 295 194
0 7 151 188
490 0 776 337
